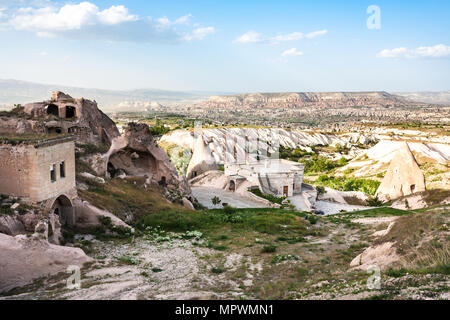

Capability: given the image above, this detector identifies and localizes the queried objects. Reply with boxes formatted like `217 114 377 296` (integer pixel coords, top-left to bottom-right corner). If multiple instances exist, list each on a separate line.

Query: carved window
60 161 66 178
50 164 56 182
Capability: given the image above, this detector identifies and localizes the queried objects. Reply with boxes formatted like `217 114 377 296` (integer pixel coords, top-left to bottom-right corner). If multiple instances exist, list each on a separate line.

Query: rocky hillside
204 92 413 109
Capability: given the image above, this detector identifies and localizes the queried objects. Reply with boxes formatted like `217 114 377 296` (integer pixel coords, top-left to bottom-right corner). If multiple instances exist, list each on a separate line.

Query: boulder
376 142 426 201
0 215 25 236
0 233 91 293
350 242 400 271
74 199 132 230
79 172 105 184
182 197 195 211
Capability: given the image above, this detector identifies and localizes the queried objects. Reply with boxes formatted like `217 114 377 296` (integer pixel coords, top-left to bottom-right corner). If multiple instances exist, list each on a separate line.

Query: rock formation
186 135 219 179
96 122 191 198
376 142 426 201
0 233 91 293
205 91 410 109
0 91 120 145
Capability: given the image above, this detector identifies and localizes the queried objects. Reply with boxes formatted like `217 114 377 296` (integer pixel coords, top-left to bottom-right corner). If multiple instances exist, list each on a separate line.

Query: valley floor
1 206 448 300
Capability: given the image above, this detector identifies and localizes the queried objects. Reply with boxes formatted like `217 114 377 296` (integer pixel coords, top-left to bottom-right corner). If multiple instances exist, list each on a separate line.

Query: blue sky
0 0 449 92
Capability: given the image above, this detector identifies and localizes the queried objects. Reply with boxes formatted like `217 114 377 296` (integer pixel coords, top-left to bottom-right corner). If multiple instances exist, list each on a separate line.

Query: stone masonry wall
0 141 76 202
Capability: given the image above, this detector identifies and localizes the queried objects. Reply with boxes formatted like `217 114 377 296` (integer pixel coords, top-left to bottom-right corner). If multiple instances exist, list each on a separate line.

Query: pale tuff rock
186 135 218 179
100 123 191 197
74 199 132 230
350 242 400 271
79 172 105 184
182 197 195 210
206 92 408 109
0 233 91 293
15 91 120 145
376 142 426 201
0 215 25 236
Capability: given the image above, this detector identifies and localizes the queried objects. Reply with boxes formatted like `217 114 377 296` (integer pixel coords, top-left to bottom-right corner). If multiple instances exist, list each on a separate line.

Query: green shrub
314 175 380 196
249 188 285 204
261 245 277 253
366 196 384 207
211 267 224 274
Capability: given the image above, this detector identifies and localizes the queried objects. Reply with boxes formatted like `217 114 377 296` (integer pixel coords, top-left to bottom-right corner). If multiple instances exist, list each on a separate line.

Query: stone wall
0 140 76 202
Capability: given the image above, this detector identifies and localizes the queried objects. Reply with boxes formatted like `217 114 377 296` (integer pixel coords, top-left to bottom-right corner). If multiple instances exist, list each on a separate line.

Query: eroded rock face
98 123 191 197
0 215 25 236
0 233 91 293
376 142 426 201
206 91 409 109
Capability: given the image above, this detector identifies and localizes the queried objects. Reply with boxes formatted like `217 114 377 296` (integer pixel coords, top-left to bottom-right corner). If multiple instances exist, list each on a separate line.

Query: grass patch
249 188 286 205
261 245 277 253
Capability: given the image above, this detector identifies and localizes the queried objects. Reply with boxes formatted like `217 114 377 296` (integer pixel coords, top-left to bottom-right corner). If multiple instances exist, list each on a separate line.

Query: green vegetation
313 174 381 196
301 156 345 174
78 177 190 222
76 143 109 157
211 196 222 206
149 119 171 136
137 207 311 238
0 133 68 144
279 146 314 162
261 244 277 253
249 188 286 204
211 267 224 274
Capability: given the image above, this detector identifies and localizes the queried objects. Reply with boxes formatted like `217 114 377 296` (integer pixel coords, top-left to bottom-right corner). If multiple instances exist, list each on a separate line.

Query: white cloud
2 2 212 43
282 48 303 57
235 29 327 44
10 2 136 32
235 31 265 43
184 26 215 41
97 5 138 25
272 32 304 43
377 44 450 58
305 29 327 39
157 14 192 27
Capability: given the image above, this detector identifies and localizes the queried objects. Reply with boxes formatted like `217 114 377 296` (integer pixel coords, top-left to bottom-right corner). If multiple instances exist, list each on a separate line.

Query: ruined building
0 91 120 145
0 135 77 226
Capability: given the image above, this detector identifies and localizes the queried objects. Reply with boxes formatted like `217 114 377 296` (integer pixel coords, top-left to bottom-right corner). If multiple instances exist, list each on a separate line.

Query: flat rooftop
0 133 75 147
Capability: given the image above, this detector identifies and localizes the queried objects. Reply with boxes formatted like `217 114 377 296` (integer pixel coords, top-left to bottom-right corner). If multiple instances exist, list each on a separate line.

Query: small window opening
50 164 56 182
60 161 65 178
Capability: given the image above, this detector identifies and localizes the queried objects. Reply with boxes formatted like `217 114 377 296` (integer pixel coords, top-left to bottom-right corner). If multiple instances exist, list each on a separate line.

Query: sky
0 0 449 92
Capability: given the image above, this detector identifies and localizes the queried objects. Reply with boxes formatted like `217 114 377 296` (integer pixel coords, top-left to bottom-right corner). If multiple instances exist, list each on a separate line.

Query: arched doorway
229 180 236 192
107 162 117 178
46 104 59 116
51 194 74 227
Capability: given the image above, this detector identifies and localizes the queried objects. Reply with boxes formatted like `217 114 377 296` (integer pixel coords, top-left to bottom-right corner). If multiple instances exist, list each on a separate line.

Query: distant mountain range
395 91 450 105
0 79 448 111
0 79 229 110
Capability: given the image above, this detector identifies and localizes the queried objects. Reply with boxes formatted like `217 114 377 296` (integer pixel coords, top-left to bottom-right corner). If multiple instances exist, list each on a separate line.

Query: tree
211 196 221 206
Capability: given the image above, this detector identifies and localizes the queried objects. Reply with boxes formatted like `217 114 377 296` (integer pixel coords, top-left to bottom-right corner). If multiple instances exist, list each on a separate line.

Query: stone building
225 159 305 197
0 134 77 226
